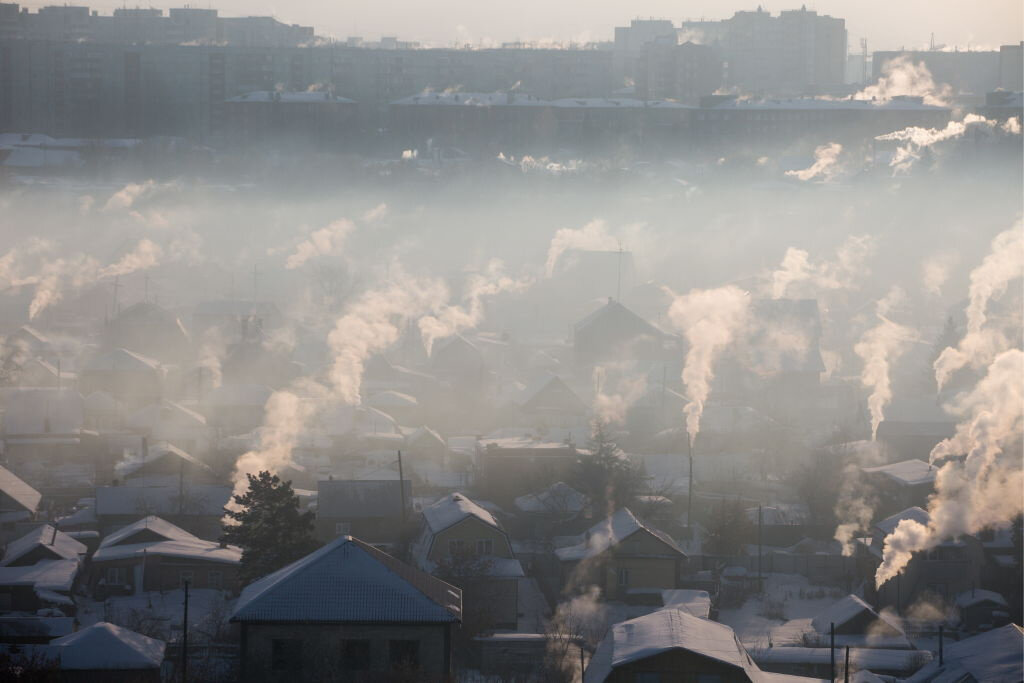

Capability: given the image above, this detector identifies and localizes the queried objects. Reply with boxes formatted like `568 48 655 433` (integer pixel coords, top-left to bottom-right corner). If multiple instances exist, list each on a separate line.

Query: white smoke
98 239 163 278
285 218 355 270
875 114 1019 174
854 287 918 440
417 259 533 354
545 220 620 277
934 225 1023 391
921 251 959 296
770 234 876 299
362 203 389 222
591 363 648 425
665 285 750 444
785 142 843 182
875 348 1024 586
834 441 886 556
855 55 953 107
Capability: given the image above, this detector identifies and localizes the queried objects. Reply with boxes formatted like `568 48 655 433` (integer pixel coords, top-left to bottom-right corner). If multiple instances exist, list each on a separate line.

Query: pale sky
20 0 1024 50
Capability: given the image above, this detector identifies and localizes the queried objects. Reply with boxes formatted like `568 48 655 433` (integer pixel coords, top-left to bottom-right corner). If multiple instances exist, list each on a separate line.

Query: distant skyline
16 0 1024 51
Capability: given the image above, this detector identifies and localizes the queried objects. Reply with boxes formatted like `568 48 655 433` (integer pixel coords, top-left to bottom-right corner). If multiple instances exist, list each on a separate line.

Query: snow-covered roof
232 536 461 624
0 465 41 513
903 624 1022 683
95 484 231 517
408 425 445 449
82 348 161 373
585 609 759 683
126 400 207 431
422 493 501 534
874 507 930 537
954 588 1009 608
660 589 712 619
753 646 930 673
367 390 419 409
2 388 83 435
810 594 903 636
0 558 79 591
862 459 937 487
100 515 199 548
116 443 212 478
514 481 588 515
556 508 684 562
1 525 86 566
704 95 947 111
226 90 355 104
51 622 165 670
392 92 549 107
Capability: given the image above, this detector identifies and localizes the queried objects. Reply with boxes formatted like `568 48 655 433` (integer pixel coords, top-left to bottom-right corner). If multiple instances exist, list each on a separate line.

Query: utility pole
830 622 835 682
181 579 190 683
757 504 763 594
397 450 407 523
686 435 694 531
844 646 850 682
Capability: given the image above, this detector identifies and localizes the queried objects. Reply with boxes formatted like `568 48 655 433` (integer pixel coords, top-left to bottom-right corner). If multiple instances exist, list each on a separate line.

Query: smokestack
49 524 58 546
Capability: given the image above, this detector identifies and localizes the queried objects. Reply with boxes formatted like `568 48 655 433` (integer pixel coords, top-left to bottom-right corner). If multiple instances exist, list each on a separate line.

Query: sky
19 0 1024 50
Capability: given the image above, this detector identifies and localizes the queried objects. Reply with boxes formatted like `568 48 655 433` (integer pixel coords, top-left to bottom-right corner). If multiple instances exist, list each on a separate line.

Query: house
0 615 75 644
78 348 164 406
954 588 1011 632
903 623 1022 682
231 536 461 682
412 493 524 631
48 621 165 682
0 465 41 534
89 516 240 597
768 594 913 649
103 301 191 364
0 559 79 612
876 398 956 462
367 390 421 426
314 479 412 544
202 382 272 436
124 400 212 457
82 390 121 430
115 442 218 485
585 608 770 682
573 299 672 368
860 507 985 611
0 388 93 484
556 508 687 601
514 375 589 429
860 460 937 518
1 525 86 567
192 300 283 343
477 433 580 505
431 335 487 380
94 483 232 539
514 481 588 520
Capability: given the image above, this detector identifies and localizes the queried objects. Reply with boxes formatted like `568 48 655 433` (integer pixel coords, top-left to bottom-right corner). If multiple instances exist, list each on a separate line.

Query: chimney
49 525 58 546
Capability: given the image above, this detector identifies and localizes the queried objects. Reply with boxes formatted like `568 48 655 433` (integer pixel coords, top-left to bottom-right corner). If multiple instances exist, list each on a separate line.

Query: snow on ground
717 573 845 649
77 589 235 643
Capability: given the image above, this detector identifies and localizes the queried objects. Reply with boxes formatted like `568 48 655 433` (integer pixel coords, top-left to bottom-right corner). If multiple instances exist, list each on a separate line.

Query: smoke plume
591 363 647 425
834 441 885 556
98 239 163 278
285 218 355 269
875 348 1024 586
854 287 917 439
786 143 843 182
545 220 620 277
933 225 1023 390
665 285 750 444
770 234 876 299
855 55 953 107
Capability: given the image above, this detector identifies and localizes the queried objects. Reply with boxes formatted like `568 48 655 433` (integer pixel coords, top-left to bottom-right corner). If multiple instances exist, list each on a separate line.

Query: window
335 521 352 536
617 567 630 587
272 639 303 671
389 640 419 670
341 639 371 671
179 570 194 588
207 570 222 590
476 539 493 555
448 539 465 556
106 567 127 586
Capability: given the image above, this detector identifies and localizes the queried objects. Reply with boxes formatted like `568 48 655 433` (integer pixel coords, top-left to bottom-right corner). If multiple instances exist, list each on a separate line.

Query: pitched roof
954 588 1009 608
556 507 685 561
1 388 83 435
82 348 162 373
811 594 903 635
316 479 411 519
0 558 79 591
51 622 165 670
422 493 500 534
573 299 662 338
862 459 937 487
95 484 231 517
518 375 588 415
585 608 759 683
116 443 212 478
514 481 588 515
99 516 199 548
904 624 1022 683
0 465 41 513
231 536 461 624
1 525 86 566
874 507 930 537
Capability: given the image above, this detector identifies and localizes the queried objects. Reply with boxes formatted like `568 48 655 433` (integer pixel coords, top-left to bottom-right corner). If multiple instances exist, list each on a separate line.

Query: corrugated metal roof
231 536 461 624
